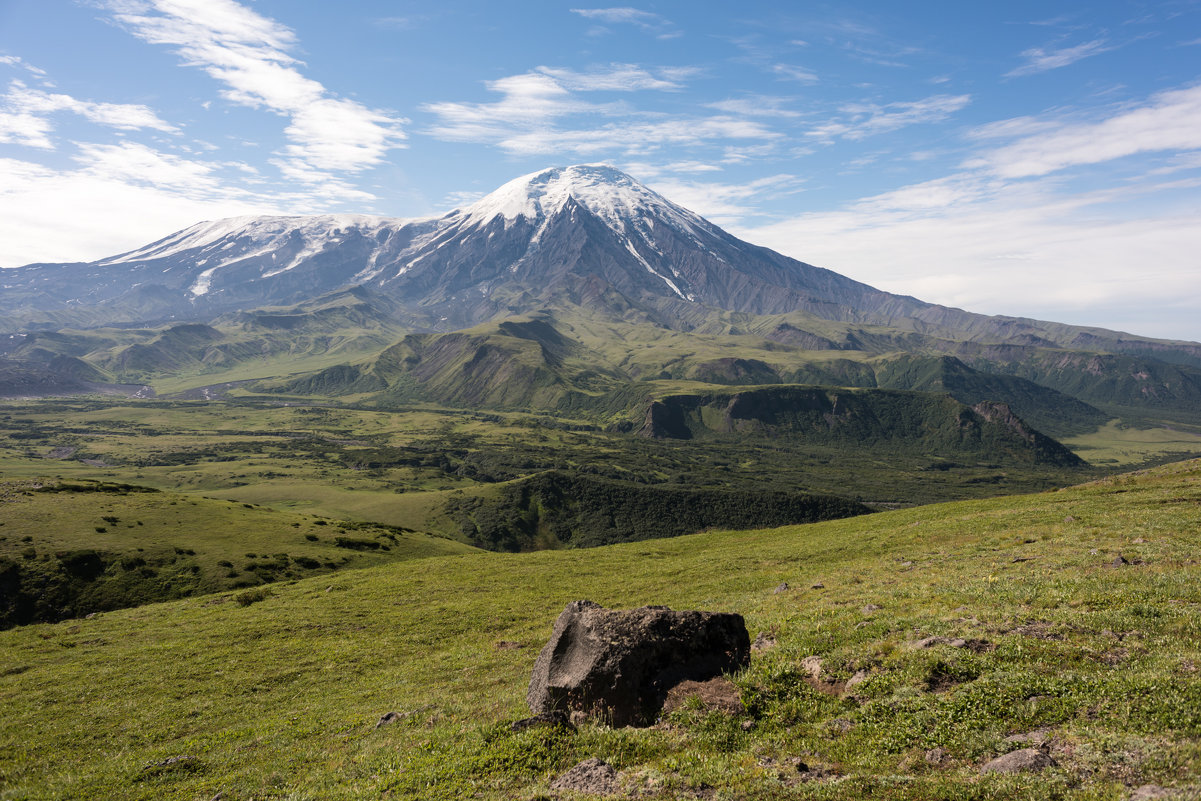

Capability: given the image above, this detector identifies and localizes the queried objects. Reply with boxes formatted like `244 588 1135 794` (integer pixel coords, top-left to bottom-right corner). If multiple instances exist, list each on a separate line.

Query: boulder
526 600 750 727
980 747 1056 774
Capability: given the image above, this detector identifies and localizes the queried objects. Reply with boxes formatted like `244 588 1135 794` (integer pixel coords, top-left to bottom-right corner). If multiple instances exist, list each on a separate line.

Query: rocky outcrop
526 600 750 727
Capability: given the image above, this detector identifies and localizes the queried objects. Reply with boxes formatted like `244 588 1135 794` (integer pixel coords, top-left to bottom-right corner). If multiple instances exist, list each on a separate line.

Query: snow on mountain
0 163 900 329
458 164 705 238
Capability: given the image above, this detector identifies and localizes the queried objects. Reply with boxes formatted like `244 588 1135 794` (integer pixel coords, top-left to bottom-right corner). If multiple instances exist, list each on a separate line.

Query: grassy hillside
1 460 1198 799
0 476 474 626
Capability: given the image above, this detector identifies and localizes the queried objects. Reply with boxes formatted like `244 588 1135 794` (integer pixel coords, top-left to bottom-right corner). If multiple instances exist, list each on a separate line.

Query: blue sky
2 1 1200 340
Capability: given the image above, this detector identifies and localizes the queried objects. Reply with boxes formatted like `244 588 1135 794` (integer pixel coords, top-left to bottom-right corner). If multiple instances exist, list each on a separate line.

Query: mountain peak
459 164 703 236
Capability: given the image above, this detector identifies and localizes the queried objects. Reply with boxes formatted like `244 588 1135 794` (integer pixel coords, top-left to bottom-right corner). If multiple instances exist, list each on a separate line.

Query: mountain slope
4 164 1198 366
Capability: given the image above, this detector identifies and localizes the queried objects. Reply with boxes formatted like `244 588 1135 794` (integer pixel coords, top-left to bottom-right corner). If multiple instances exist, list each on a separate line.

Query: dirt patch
661 677 744 716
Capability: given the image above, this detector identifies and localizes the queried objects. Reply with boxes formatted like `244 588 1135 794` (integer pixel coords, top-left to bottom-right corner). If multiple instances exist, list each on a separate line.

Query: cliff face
636 386 1085 467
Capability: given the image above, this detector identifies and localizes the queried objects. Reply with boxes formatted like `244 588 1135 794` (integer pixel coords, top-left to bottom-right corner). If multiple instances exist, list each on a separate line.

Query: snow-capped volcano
0 164 914 330
459 164 704 237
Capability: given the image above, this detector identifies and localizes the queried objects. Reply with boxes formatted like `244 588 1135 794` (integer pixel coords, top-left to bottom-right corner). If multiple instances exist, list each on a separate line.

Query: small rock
1012 555 1036 563
1133 537 1147 544
495 640 522 650
773 582 790 594
1127 785 1186 800
1112 555 1131 568
914 636 950 649
550 757 620 796
844 669 869 691
1005 728 1051 746
828 718 854 734
801 656 824 679
752 631 777 651
375 711 403 729
740 719 756 731
924 746 948 765
980 748 1056 774
810 582 825 589
862 604 881 613
1064 516 1076 523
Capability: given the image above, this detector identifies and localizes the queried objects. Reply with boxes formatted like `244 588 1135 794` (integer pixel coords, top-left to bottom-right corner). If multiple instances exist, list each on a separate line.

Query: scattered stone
526 600 750 727
141 755 203 775
1133 537 1148 544
899 561 914 568
1064 516 1076 523
661 677 744 716
495 640 522 650
862 604 881 613
844 669 869 691
1127 785 1197 800
914 635 952 649
550 757 620 796
510 710 574 732
752 631 777 651
924 747 949 765
773 582 789 594
374 705 435 729
801 656 824 679
980 748 1056 774
375 711 403 729
1112 555 1131 568
741 719 756 731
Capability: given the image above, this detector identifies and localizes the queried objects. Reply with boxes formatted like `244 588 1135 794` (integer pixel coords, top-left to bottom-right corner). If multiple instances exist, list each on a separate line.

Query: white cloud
0 154 282 267
1006 39 1113 77
537 64 695 92
967 84 1201 178
0 79 178 148
103 0 407 173
806 94 971 142
569 7 673 33
646 174 803 225
733 83 1201 341
738 177 1201 340
706 96 802 118
0 55 48 78
424 66 775 157
772 64 818 83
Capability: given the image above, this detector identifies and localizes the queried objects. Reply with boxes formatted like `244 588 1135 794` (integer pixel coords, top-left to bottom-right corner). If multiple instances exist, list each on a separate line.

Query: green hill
2 460 1198 799
0 477 475 627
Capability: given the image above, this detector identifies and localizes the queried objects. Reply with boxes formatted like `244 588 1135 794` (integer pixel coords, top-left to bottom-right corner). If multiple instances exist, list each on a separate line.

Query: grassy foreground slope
2 461 1200 799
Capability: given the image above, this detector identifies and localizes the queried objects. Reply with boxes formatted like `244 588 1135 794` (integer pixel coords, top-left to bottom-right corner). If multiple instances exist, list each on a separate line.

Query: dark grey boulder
526 600 750 727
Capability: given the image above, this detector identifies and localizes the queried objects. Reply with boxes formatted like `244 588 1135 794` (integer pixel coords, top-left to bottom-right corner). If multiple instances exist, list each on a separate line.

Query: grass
1062 420 1201 467
1 459 1199 798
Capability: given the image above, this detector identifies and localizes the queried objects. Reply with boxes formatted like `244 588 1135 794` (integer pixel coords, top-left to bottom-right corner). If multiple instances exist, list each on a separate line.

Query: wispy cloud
423 65 773 157
1006 39 1113 77
706 96 802 118
806 94 971 143
966 84 1201 178
569 7 676 37
645 173 804 224
772 64 818 83
0 79 178 148
102 0 407 175
0 55 48 79
536 64 697 92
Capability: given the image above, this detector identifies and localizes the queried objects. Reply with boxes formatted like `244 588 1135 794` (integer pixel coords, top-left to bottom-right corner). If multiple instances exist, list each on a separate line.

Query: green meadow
1 459 1199 799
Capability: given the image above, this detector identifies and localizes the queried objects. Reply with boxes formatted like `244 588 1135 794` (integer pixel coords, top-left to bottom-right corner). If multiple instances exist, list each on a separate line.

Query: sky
1 1 1200 341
